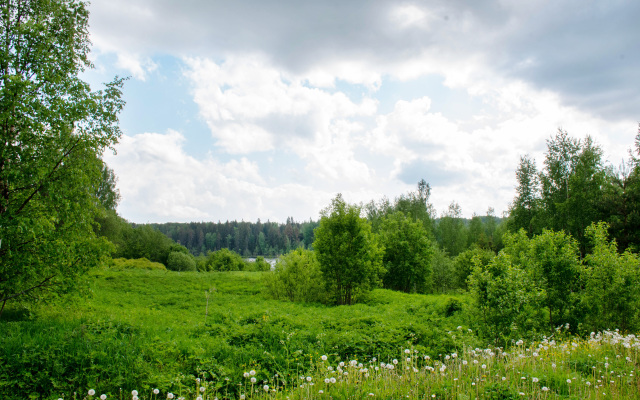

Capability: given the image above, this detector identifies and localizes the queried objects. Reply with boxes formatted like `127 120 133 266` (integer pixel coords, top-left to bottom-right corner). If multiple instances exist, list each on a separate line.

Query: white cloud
115 52 157 81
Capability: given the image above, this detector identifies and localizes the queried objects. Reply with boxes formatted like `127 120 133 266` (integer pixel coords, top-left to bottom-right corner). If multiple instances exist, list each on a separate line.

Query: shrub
205 248 246 271
166 251 196 272
111 258 167 270
263 248 326 303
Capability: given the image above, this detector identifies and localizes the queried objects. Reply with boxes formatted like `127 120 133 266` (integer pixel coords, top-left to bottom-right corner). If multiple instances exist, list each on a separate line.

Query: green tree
379 211 434 293
454 247 495 290
0 0 124 315
435 201 468 256
508 155 541 236
580 222 640 332
313 194 384 305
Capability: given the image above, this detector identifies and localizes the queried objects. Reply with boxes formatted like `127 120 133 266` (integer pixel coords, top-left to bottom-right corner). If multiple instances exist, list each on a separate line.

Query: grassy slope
0 268 472 399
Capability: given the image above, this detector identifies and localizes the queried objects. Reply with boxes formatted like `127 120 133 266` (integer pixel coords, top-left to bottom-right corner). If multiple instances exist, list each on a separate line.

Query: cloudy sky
84 0 639 224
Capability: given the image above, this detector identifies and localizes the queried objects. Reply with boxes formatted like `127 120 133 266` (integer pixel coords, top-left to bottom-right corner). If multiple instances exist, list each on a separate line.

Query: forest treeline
150 218 318 257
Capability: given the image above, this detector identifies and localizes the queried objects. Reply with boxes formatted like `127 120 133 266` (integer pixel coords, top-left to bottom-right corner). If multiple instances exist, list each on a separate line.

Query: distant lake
245 257 278 267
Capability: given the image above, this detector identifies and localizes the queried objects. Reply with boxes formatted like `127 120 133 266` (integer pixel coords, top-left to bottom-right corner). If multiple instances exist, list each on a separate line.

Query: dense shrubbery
110 257 167 270
203 248 247 271
263 248 325 302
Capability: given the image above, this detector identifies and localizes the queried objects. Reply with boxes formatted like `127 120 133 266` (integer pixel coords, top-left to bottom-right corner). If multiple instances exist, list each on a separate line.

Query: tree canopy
0 0 124 315
313 194 384 305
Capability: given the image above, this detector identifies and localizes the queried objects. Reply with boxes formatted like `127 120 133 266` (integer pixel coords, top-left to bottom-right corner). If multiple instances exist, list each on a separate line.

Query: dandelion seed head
88 390 95 396
153 389 159 395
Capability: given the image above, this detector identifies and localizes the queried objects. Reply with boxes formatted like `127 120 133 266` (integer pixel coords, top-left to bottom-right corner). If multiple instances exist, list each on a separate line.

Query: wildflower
100 395 107 400
502 377 506 381
424 355 430 360
240 395 245 400
133 397 139 400
324 378 330 384
586 381 591 386
321 355 328 361
404 349 410 354
392 359 398 365
462 360 468 365
251 377 257 384
132 391 138 397
532 377 538 383
481 364 486 369
250 370 256 376
406 357 411 362
306 377 312 382
387 364 394 370
167 394 174 400
339 362 345 367
244 372 250 378
199 387 205 393
88 390 96 396
452 353 457 358
566 379 571 384
263 385 269 391
330 377 336 384
319 390 324 394
542 387 549 392
551 363 556 369
153 389 160 395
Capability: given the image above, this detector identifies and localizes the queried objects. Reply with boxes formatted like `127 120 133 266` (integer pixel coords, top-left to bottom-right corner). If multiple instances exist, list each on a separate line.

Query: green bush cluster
111 257 167 270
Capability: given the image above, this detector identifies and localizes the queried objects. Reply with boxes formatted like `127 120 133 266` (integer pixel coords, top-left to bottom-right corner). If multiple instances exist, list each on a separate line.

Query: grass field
0 268 638 399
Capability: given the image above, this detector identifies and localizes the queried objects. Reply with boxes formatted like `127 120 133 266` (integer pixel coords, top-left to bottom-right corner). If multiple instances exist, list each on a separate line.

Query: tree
313 194 384 305
580 222 640 332
0 0 124 315
435 201 468 256
508 155 541 236
379 211 434 293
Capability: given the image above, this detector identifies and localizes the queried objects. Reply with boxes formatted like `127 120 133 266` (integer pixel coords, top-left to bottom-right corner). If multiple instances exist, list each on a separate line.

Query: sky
84 0 640 224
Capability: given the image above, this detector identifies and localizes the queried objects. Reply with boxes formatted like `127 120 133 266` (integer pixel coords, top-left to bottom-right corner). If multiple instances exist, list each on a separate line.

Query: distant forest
149 218 319 257
148 213 505 258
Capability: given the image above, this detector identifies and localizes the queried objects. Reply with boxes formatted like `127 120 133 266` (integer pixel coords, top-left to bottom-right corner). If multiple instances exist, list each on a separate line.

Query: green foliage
249 256 272 272
0 0 124 313
435 202 469 257
263 248 325 302
314 194 384 305
167 251 197 272
111 257 167 270
468 253 545 345
378 211 434 293
454 247 495 290
431 246 455 293
116 225 176 265
205 248 247 271
580 222 640 332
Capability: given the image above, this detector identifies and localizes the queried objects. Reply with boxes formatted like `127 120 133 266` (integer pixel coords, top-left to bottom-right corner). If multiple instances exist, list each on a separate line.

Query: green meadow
2 268 639 400
0 267 472 399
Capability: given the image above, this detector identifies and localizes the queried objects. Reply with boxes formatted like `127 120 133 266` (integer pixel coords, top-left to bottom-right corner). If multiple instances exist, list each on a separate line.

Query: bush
247 256 272 272
205 248 246 271
263 248 326 303
166 251 196 271
111 258 167 270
